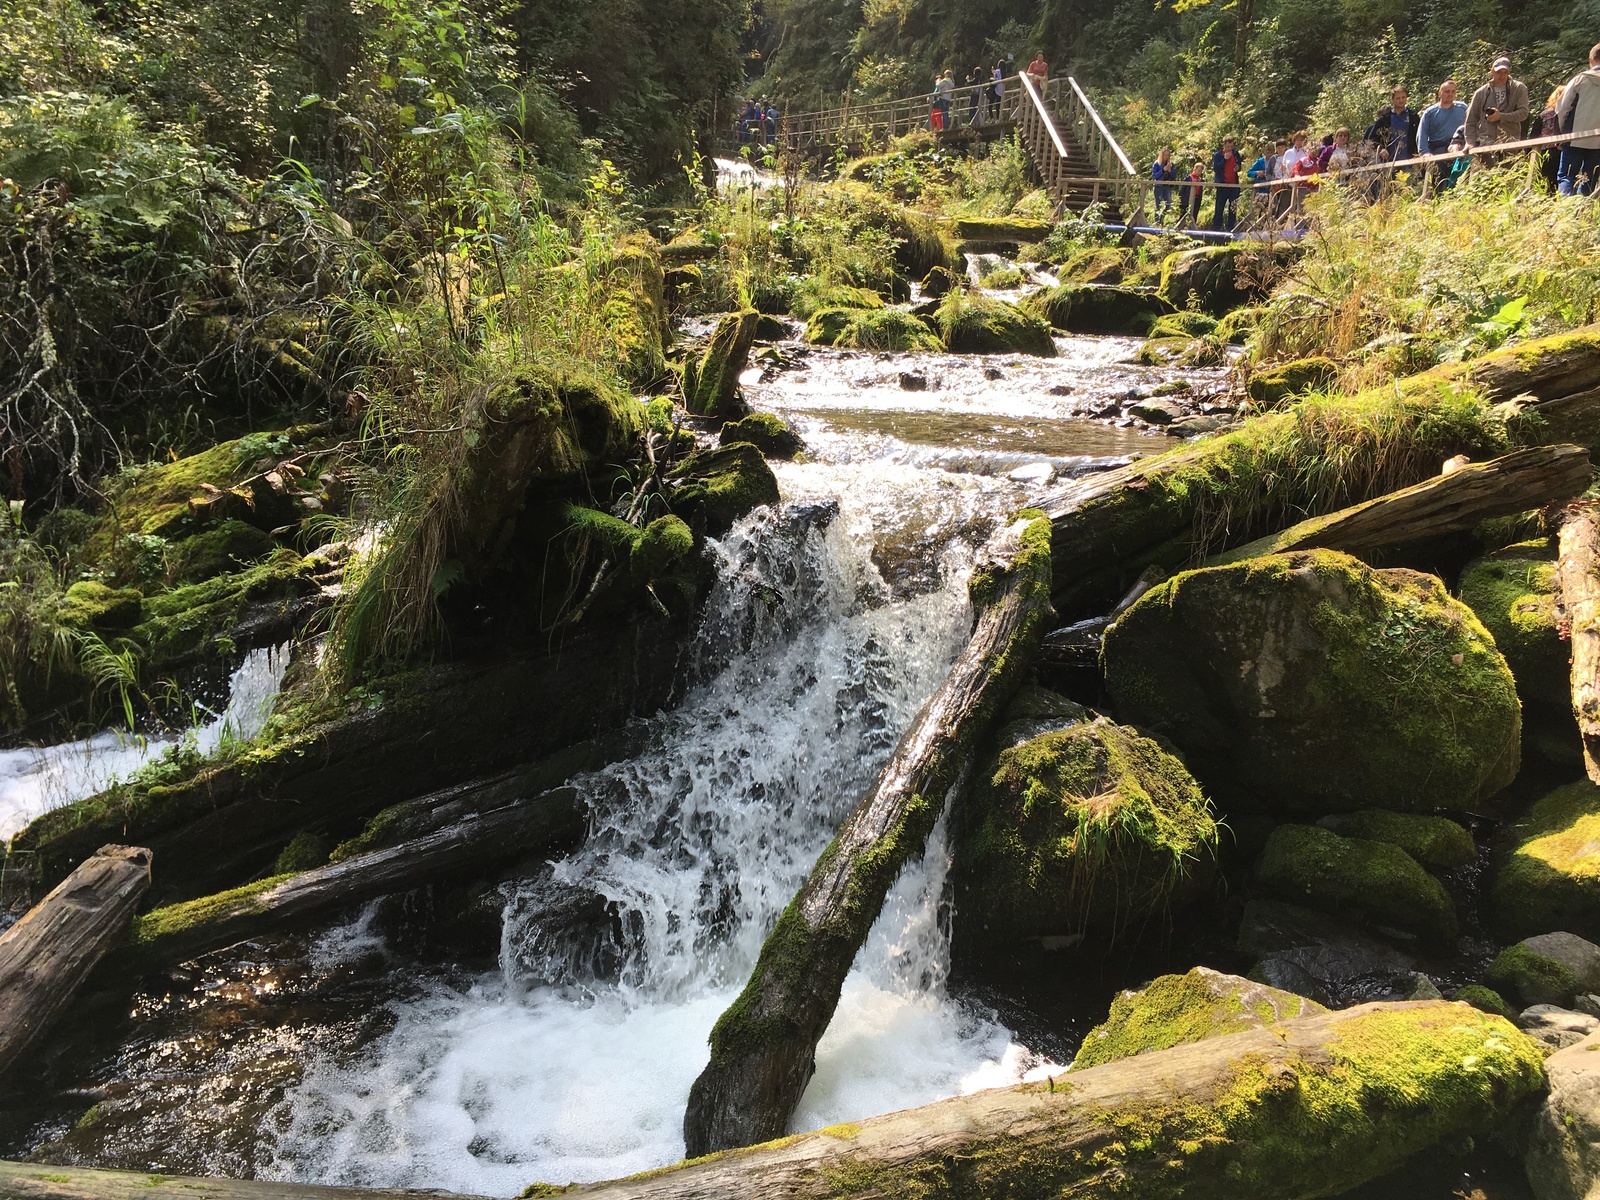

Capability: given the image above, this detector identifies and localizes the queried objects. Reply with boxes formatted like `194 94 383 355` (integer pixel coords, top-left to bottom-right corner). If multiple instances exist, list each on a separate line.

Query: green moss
1458 538 1567 708
83 438 259 566
1486 941 1577 1007
631 515 694 581
1134 336 1192 366
1073 967 1323 1069
1492 781 1600 940
953 217 1053 242
273 830 329 873
668 443 780 535
1256 824 1459 943
1149 310 1220 340
1020 283 1171 336
1159 243 1294 315
978 266 1025 289
683 309 761 417
330 800 418 863
127 872 294 948
955 716 1219 943
1247 357 1339 407
165 519 276 585
938 293 1056 356
830 308 943 353
719 412 803 459
57 580 143 630
1454 984 1519 1020
605 233 669 386
792 281 884 321
131 550 311 665
1058 246 1130 284
1317 809 1476 870
1216 305 1264 345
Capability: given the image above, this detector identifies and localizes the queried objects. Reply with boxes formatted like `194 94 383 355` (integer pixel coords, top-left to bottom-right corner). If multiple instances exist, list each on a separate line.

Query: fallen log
0 1162 490 1200
682 514 1054 1156
100 790 583 975
1213 443 1592 564
0 845 151 1077
1559 503 1600 782
1032 327 1600 621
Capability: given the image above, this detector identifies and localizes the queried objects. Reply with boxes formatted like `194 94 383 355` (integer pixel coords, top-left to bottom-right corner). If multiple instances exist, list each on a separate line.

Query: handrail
1065 76 1137 177
1016 73 1070 159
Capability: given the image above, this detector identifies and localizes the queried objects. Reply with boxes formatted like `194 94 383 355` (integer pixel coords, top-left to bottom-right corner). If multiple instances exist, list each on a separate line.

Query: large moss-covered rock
953 716 1219 945
1021 284 1173 336
1159 244 1293 315
667 443 780 536
804 306 940 352
938 294 1056 356
684 309 760 418
1148 310 1219 340
1103 550 1521 814
1247 357 1339 407
165 519 276 585
606 233 669 386
1073 966 1325 1069
1256 824 1459 943
1459 537 1567 709
1315 809 1476 870
56 581 143 631
719 412 803 460
953 216 1053 243
1057 246 1131 284
791 281 885 320
1486 933 1600 1007
1493 782 1600 940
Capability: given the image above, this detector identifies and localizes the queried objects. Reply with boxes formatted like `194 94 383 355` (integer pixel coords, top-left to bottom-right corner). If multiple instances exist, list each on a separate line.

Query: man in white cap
1465 55 1530 149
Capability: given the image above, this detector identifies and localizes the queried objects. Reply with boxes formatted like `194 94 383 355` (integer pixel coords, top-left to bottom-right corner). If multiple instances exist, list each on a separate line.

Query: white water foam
265 506 1055 1195
0 642 292 840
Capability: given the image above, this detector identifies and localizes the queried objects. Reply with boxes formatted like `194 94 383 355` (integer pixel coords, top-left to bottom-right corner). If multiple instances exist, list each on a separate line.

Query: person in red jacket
1211 136 1242 231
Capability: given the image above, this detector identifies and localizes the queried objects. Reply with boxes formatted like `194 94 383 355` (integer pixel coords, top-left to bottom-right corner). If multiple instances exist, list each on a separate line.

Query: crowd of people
928 55 1050 131
1149 45 1600 231
737 98 782 145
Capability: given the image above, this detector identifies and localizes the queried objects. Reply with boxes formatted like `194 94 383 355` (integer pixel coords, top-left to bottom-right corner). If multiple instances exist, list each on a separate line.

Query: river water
2 329 1220 1193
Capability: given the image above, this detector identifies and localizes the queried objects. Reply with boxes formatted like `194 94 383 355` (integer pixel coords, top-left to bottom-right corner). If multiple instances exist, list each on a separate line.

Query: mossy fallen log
643 1002 1535 1199
1214 443 1592 564
100 792 582 975
682 514 1055 1156
0 1161 490 1199
0 845 150 1078
1559 504 1600 782
1032 327 1600 621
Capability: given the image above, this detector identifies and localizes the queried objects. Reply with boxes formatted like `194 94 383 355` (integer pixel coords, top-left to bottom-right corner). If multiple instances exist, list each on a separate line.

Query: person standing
1464 57 1530 150
966 67 983 125
989 63 1005 121
933 70 954 130
1151 146 1178 224
1557 44 1600 196
1026 52 1048 87
1211 135 1242 230
1180 159 1205 227
1363 85 1420 162
1416 81 1468 156
1538 83 1568 190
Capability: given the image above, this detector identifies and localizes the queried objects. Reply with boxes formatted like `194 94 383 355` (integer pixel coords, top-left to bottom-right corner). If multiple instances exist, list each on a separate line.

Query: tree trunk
683 309 760 418
1559 503 1600 782
1214 443 1592 563
104 791 584 975
0 1161 490 1200
682 515 1054 1156
0 845 151 1077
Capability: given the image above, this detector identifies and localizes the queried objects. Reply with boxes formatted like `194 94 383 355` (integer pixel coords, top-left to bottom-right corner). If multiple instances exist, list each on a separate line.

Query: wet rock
1459 537 1568 709
983 365 1005 380
952 716 1218 948
1493 782 1600 940
1006 462 1054 486
1022 283 1173 336
1238 898 1417 1006
1315 809 1476 870
1133 337 1190 366
1126 398 1184 425
1148 311 1219 340
1047 383 1074 396
753 314 789 341
667 443 780 536
1520 1003 1600 1050
1102 550 1521 814
938 295 1057 357
1255 824 1458 944
1165 414 1235 437
898 372 928 391
920 266 956 298
991 684 1091 748
1404 972 1444 1001
1072 966 1324 1069
1247 356 1339 407
1578 993 1600 1019
718 412 804 460
1525 1026 1600 1200
1487 933 1600 1007
1151 379 1192 396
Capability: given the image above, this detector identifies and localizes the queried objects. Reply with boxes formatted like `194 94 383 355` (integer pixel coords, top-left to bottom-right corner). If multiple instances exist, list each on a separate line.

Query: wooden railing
773 75 1054 150
1016 73 1140 219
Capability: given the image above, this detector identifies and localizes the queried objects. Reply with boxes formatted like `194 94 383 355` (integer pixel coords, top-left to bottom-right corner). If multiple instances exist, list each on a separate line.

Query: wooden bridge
770 74 1143 221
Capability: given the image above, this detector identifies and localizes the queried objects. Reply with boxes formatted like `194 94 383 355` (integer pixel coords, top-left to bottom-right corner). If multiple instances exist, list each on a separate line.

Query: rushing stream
1 328 1224 1193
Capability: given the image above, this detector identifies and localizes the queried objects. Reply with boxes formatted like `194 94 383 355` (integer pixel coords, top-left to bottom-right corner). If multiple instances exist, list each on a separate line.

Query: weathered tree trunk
0 845 151 1077
682 515 1054 1156
104 791 583 974
1215 443 1592 563
1559 503 1600 782
1032 327 1600 621
0 1161 491 1199
683 309 760 418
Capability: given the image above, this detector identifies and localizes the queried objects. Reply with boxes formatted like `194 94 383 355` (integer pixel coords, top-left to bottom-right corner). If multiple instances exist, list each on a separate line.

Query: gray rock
898 372 928 391
1238 899 1416 1005
1576 993 1600 1019
1520 1004 1600 1050
1126 398 1184 425
1527 1027 1600 1200
1526 932 1600 994
1166 414 1235 437
1404 972 1444 1001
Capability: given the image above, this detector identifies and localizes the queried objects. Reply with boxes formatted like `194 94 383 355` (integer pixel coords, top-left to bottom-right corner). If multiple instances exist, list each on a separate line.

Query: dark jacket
1363 106 1420 160
1211 147 1241 187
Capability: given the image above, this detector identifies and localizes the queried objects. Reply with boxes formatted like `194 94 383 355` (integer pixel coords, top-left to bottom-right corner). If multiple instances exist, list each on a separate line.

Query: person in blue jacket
1212 136 1242 231
1151 146 1178 224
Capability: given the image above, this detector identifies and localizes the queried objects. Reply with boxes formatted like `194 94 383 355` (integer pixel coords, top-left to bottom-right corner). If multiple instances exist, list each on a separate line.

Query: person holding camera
1465 57 1530 151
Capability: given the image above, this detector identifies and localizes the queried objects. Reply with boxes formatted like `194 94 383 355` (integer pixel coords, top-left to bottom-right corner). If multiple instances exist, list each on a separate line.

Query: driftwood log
0 845 151 1077
101 791 584 975
0 1162 491 1200
1032 328 1600 621
1559 503 1600 782
682 515 1055 1156
1215 443 1593 563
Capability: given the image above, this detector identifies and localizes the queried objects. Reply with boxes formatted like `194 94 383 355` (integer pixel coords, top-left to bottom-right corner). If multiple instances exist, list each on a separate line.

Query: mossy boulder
683 309 760 418
1132 336 1191 366
1247 357 1339 407
1486 933 1600 1007
130 550 314 666
1058 246 1130 284
806 307 942 352
1103 550 1522 814
1256 824 1459 943
57 581 143 631
1148 310 1219 340
1454 984 1519 1020
663 263 704 307
1315 809 1476 870
1458 538 1567 709
165 519 276 585
667 443 780 536
952 716 1219 945
803 307 855 347
1022 284 1172 336
953 216 1053 243
1216 305 1264 345
920 266 956 298
792 281 885 320
1493 782 1600 940
605 233 669 386
1073 966 1326 1070
1159 244 1293 315
630 515 695 583
719 412 804 460
938 294 1056 357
